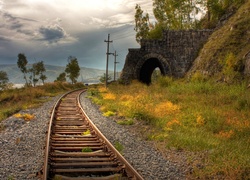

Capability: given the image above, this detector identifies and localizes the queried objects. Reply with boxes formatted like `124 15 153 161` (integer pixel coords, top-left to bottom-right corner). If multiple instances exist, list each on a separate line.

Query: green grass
190 0 250 78
117 119 134 125
88 79 250 179
81 147 93 152
114 141 124 154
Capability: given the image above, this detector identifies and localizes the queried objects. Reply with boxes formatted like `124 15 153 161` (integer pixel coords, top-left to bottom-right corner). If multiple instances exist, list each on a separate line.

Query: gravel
79 92 186 180
0 96 58 180
0 92 188 180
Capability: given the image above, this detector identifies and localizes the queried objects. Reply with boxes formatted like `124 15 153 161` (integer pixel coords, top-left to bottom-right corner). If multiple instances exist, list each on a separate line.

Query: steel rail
43 89 82 180
43 89 144 180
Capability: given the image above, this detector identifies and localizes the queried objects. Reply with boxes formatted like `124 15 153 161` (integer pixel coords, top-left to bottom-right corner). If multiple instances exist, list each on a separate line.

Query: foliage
103 110 115 117
219 52 240 82
114 141 124 154
190 0 250 78
81 147 93 152
135 0 246 40
88 79 250 179
17 53 47 87
0 71 9 90
65 56 80 84
117 119 134 125
28 61 46 87
14 113 35 121
99 73 112 83
82 129 91 136
0 82 85 121
55 72 67 82
17 53 28 85
153 0 201 30
198 0 246 28
37 61 47 85
134 4 150 43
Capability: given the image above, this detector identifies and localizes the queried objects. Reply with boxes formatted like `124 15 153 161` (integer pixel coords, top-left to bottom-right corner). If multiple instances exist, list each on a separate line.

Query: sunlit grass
88 78 250 179
0 82 85 122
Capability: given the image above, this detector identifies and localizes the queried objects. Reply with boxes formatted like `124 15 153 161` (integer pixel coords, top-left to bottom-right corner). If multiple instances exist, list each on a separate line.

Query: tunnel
139 58 166 85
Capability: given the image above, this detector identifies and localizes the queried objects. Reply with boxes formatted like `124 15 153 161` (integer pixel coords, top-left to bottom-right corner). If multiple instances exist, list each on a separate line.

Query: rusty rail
43 89 144 180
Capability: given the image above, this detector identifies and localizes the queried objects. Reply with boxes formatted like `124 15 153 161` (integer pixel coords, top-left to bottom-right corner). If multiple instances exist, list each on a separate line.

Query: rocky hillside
188 0 250 80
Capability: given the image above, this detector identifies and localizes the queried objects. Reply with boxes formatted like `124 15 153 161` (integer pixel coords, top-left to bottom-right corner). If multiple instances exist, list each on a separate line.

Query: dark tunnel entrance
139 58 166 85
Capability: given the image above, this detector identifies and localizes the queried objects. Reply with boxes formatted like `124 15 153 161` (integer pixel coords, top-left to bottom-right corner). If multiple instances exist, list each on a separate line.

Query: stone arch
135 53 172 84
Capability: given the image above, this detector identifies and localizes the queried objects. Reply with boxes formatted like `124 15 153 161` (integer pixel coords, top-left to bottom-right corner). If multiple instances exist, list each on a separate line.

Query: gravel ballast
0 96 59 180
79 92 186 179
0 92 188 180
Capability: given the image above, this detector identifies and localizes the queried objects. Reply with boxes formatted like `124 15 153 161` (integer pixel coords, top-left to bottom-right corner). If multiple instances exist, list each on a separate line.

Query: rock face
120 30 212 84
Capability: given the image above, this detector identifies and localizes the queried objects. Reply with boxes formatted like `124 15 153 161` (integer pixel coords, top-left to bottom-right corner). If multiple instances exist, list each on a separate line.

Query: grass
190 0 250 77
82 129 91 136
81 147 93 152
0 82 85 122
87 78 250 179
14 113 35 121
114 141 124 154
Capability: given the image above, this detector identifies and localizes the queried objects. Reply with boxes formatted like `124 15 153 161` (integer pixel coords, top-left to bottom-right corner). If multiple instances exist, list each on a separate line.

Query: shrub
157 76 173 87
103 111 115 117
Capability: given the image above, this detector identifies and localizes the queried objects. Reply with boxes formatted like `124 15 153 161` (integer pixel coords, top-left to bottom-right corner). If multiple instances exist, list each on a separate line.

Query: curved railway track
43 89 144 180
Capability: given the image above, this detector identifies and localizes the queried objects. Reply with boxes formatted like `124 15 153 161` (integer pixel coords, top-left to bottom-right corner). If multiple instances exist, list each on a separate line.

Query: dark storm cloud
0 11 37 37
1 11 22 30
0 35 10 41
39 25 67 43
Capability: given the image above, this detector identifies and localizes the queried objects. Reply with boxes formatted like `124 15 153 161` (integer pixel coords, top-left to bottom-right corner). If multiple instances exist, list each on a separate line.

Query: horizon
0 0 150 70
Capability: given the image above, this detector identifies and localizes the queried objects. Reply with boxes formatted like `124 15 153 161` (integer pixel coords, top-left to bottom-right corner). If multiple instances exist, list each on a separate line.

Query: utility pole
113 51 119 81
104 34 113 88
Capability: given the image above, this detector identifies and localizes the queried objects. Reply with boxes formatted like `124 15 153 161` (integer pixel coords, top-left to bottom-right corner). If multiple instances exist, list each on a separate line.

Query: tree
65 56 80 84
99 73 112 83
27 61 47 87
29 63 39 87
0 71 9 90
37 61 47 85
134 4 151 44
17 53 28 85
153 0 201 30
55 72 66 82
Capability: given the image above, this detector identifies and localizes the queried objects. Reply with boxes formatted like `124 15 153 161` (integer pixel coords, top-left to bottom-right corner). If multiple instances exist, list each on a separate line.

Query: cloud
39 24 66 43
0 0 152 70
0 35 10 41
0 11 38 40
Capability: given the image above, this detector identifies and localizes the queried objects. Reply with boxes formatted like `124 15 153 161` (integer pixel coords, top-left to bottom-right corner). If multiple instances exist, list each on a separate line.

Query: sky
0 0 154 71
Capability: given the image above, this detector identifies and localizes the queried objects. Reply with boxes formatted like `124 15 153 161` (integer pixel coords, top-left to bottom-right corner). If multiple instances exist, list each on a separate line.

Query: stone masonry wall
121 30 213 83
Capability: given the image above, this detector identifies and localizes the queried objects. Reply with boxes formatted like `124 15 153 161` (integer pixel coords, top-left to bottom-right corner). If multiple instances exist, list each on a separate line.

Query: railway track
43 89 144 180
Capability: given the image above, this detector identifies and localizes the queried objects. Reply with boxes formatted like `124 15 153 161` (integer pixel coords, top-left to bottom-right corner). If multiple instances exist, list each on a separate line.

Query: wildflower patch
14 113 35 121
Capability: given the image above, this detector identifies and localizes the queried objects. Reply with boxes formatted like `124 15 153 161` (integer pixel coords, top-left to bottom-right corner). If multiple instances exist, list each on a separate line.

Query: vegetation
88 78 250 179
0 71 9 90
134 4 150 43
0 82 85 122
17 53 47 86
55 72 67 82
114 141 124 154
190 0 250 79
81 147 93 152
99 73 112 83
82 129 91 136
29 61 47 87
134 0 246 41
65 56 80 84
17 53 29 85
14 113 35 121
